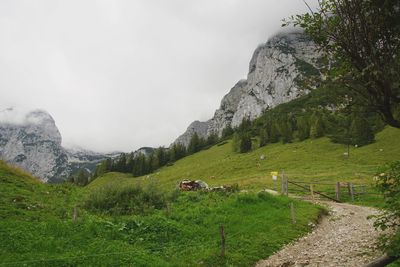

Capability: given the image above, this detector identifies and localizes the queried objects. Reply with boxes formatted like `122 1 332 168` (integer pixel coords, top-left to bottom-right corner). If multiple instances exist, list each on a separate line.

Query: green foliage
239 133 252 153
349 115 375 146
169 143 186 162
231 132 241 152
221 124 234 139
84 183 175 215
187 133 205 155
296 116 310 141
277 120 293 143
206 132 219 146
259 128 269 147
285 0 400 128
310 113 325 139
75 169 90 186
232 132 252 153
237 117 252 133
374 161 400 257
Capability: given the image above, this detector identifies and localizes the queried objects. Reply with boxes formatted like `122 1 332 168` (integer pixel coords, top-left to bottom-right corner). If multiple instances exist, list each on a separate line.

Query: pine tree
296 116 310 141
221 125 234 139
206 132 219 146
268 121 280 143
349 116 375 146
259 128 269 147
126 153 134 173
238 117 252 133
278 120 293 143
115 153 127 172
310 113 325 138
75 169 89 186
231 132 241 152
155 147 168 167
239 133 252 153
170 143 186 161
188 133 202 154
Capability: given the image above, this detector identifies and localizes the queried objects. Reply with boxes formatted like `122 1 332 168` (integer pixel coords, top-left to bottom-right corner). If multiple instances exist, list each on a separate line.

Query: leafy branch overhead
284 0 400 128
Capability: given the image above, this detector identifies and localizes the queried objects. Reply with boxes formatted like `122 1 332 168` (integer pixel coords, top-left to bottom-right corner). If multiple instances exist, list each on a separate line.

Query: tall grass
84 183 179 215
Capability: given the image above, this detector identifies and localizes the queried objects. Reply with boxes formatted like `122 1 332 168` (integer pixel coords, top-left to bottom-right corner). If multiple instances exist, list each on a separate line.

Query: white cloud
0 0 318 152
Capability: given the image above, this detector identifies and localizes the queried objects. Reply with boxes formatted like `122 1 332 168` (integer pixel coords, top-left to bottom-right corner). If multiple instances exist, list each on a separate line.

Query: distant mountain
0 108 69 182
0 108 118 182
175 31 320 146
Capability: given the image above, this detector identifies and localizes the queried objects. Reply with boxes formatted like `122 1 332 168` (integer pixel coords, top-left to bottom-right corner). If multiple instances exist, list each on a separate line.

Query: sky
0 0 317 153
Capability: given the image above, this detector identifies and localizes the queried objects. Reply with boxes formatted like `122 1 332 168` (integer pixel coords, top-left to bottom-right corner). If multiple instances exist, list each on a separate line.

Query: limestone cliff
175 32 320 146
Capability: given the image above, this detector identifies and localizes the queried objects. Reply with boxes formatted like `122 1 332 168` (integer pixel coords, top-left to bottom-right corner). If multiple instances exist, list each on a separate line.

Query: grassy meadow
90 127 400 206
1 127 399 266
0 160 323 266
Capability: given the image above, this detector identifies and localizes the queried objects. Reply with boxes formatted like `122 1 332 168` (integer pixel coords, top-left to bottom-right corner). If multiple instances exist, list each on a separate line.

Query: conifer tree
231 132 241 152
296 116 310 141
239 133 252 153
221 125 234 139
268 121 280 143
188 133 202 154
310 112 325 138
259 128 269 147
349 116 375 146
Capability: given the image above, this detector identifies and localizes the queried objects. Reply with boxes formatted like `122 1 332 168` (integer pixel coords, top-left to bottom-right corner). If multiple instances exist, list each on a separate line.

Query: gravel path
256 202 382 267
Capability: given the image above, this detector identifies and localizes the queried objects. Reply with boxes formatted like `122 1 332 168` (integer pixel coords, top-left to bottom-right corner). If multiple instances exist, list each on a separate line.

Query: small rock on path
256 202 382 267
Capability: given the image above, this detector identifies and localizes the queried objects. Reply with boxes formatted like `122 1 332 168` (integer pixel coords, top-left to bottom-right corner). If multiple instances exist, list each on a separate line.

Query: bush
374 161 400 257
84 184 179 215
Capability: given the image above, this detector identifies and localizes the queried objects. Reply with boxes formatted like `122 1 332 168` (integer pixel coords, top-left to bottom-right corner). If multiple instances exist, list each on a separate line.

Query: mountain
0 108 118 182
0 108 70 182
175 31 320 146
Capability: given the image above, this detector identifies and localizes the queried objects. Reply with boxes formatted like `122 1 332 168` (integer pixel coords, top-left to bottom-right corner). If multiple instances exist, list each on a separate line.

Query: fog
0 0 318 152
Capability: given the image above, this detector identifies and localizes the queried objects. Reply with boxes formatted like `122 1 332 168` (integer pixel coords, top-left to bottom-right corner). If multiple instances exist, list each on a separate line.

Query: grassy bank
90 127 400 207
0 161 323 266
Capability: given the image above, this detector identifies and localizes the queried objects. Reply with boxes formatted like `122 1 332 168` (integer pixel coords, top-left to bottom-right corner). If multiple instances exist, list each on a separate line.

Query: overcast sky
0 0 317 153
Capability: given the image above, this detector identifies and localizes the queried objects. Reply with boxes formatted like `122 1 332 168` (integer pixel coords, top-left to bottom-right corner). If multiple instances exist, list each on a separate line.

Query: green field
0 159 323 266
91 127 400 205
1 127 399 266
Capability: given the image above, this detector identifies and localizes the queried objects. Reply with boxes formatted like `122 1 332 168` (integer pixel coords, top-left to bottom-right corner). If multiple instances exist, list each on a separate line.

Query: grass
0 160 323 266
1 127 399 265
90 127 400 207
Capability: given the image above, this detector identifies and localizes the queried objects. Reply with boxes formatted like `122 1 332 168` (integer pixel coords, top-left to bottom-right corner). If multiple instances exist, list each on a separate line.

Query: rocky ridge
175 32 320 146
0 108 118 182
0 108 69 182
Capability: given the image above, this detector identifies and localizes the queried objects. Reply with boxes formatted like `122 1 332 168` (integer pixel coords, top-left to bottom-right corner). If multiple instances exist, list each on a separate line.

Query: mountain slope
0 159 322 266
0 109 69 182
92 127 400 200
175 32 320 146
0 108 121 182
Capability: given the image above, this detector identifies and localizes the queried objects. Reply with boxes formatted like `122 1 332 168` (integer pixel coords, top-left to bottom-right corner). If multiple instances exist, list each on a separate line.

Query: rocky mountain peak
0 108 67 182
174 31 320 147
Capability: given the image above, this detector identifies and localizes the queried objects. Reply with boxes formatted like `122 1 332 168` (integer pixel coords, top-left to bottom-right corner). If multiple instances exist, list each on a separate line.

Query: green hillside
0 160 323 266
91 127 400 200
1 127 398 266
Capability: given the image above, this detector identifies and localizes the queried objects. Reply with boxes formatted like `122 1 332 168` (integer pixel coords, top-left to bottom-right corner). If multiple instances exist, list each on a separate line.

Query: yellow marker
270 171 278 181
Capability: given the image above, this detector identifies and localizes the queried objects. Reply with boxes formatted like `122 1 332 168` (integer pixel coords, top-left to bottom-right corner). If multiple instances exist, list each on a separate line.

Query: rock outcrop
0 108 69 182
0 108 119 182
175 32 320 146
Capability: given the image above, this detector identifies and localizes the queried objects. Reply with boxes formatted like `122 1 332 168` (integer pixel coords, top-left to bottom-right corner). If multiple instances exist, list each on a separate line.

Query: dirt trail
256 202 382 267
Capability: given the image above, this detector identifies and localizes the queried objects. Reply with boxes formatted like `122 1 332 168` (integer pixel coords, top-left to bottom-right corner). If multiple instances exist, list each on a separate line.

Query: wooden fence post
290 202 296 224
285 179 289 196
349 183 355 201
361 185 366 194
220 225 225 258
335 182 341 201
310 184 315 200
281 171 285 195
72 206 77 222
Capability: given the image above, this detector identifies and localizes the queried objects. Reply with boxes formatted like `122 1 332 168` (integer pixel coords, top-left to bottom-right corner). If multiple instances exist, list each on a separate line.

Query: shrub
84 184 178 215
374 161 400 257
